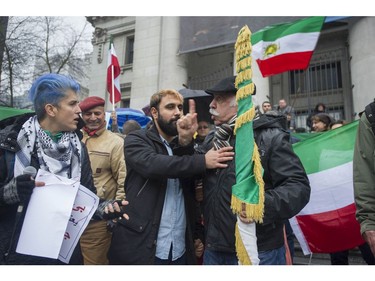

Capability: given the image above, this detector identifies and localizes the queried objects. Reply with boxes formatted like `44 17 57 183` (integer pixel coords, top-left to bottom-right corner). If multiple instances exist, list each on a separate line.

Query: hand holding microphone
1 166 38 205
17 166 38 206
23 166 37 178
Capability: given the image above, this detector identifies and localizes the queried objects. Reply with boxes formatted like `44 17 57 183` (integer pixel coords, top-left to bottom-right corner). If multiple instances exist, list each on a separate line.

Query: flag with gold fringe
232 25 265 265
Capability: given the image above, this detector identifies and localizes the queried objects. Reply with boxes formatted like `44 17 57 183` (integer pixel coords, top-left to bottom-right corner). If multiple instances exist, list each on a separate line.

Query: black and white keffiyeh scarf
213 115 237 150
14 116 82 180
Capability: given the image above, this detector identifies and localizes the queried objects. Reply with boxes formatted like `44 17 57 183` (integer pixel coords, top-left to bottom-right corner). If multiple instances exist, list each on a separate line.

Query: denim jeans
258 245 286 265
203 249 238 265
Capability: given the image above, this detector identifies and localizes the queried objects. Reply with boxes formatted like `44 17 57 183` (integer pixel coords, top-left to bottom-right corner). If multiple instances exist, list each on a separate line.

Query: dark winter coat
196 130 237 254
253 112 310 251
197 112 310 254
107 124 206 264
0 113 95 265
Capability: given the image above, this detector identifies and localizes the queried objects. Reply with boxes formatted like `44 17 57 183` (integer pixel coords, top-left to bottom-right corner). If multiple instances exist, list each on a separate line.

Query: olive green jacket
353 112 375 235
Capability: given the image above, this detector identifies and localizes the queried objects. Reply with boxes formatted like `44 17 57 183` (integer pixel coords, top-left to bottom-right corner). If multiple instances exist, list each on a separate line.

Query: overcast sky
2 1 368 17
63 16 94 52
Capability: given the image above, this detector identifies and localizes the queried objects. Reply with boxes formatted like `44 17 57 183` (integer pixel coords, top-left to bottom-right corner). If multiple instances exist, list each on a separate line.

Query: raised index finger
188 99 196 115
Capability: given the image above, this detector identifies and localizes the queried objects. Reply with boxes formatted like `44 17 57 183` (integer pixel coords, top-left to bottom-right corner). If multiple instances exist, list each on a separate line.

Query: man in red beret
79 96 126 265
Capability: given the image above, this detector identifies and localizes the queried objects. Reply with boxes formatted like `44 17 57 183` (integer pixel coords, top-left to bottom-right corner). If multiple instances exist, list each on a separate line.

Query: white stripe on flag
289 216 311 255
253 32 320 60
236 217 259 265
299 161 354 215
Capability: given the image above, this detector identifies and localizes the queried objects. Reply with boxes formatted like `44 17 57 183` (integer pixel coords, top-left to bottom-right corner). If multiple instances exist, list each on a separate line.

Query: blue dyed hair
28 73 80 120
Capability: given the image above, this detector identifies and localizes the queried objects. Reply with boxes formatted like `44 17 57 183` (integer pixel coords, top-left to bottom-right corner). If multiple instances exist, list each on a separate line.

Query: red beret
79 96 105 112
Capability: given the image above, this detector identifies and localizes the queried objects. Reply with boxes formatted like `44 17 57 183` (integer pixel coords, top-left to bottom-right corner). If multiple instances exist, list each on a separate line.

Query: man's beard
157 113 178 137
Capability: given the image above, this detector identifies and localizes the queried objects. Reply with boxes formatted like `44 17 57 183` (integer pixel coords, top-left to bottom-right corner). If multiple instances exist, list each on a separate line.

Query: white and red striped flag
107 38 121 106
290 121 365 255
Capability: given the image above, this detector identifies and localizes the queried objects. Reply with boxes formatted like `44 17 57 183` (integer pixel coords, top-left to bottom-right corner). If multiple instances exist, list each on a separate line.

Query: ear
45 104 56 117
150 107 158 120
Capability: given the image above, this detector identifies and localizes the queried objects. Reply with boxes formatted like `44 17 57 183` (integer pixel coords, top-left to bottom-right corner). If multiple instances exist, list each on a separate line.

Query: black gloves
93 199 126 221
1 174 35 205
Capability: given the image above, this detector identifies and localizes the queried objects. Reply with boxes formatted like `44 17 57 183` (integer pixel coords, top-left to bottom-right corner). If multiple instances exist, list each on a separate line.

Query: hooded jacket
198 111 310 254
253 111 310 251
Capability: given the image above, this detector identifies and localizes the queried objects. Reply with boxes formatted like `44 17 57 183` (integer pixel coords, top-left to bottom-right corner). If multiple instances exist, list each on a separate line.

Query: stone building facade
86 16 375 130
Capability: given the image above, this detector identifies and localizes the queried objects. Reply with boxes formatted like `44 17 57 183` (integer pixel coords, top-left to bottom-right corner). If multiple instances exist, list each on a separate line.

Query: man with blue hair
0 73 127 264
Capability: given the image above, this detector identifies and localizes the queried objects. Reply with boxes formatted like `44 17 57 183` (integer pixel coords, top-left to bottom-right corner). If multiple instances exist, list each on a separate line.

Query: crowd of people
0 73 374 266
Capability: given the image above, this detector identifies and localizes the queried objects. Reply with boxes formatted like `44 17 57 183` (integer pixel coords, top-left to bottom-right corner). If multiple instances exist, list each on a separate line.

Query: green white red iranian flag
252 16 325 77
233 25 264 265
290 120 365 254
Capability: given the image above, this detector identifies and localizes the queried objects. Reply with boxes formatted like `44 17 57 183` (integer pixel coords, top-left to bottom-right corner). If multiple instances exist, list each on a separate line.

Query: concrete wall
130 16 188 110
349 17 375 117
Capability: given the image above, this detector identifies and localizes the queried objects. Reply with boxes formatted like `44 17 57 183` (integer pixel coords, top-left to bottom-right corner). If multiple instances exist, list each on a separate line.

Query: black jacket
197 112 310 253
253 112 310 251
0 113 95 265
108 125 206 264
197 130 237 254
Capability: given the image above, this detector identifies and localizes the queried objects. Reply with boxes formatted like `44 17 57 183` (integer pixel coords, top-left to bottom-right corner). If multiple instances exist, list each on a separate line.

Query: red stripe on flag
107 45 122 104
255 51 313 77
295 203 365 253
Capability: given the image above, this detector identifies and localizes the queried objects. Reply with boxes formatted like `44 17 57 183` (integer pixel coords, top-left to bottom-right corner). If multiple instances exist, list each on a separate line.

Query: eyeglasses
198 126 209 129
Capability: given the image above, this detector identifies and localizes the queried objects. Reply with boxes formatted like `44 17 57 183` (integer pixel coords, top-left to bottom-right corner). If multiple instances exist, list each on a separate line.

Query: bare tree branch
0 16 93 107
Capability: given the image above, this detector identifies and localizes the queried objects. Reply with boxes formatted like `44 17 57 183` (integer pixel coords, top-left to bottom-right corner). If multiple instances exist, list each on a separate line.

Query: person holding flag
252 108 311 264
197 74 310 265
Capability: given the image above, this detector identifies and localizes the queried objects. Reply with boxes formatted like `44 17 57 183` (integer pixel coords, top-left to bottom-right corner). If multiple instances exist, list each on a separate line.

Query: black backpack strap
364 102 375 136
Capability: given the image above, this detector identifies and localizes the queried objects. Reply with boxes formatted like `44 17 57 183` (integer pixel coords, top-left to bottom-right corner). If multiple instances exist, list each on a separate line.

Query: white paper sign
16 169 99 264
58 184 99 263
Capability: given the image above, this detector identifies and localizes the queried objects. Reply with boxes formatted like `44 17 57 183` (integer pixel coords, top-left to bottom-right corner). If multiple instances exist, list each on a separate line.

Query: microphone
17 166 37 213
23 166 37 178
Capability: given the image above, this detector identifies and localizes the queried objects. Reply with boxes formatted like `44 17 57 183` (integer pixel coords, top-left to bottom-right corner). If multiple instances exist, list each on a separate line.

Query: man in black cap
196 76 310 265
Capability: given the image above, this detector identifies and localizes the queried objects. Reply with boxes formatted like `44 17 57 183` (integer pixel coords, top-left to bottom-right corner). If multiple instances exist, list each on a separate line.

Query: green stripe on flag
235 122 253 184
232 174 260 204
293 120 358 174
252 16 325 45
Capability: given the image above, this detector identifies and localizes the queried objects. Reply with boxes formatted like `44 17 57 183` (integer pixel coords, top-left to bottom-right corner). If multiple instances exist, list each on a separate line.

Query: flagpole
111 64 115 112
306 67 312 131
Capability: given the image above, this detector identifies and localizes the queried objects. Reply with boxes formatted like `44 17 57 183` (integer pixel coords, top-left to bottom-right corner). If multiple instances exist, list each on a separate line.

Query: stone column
348 17 375 117
131 16 188 110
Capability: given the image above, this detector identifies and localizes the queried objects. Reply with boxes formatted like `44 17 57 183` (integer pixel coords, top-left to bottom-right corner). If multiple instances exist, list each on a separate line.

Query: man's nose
89 113 97 119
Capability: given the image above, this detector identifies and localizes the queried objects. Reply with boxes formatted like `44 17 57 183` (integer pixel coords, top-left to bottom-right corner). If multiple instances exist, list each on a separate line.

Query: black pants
330 242 375 265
